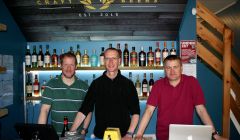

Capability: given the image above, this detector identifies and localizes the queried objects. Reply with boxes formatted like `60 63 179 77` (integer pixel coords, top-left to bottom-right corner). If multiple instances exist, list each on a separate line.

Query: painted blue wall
0 0 26 139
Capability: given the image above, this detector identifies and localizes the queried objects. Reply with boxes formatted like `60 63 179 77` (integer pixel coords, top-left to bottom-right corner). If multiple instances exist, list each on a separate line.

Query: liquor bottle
33 74 40 97
44 45 51 68
69 46 74 54
142 73 148 97
61 116 69 137
32 45 37 68
129 72 132 82
41 80 47 95
155 42 161 66
25 45 31 68
147 46 154 67
26 73 32 97
59 48 65 65
139 47 146 66
130 47 138 67
109 43 113 48
162 42 169 62
82 49 89 67
37 45 44 67
149 73 154 94
99 47 105 67
116 43 122 65
51 49 58 67
123 43 129 67
76 44 81 67
135 74 141 96
91 49 98 67
170 41 177 55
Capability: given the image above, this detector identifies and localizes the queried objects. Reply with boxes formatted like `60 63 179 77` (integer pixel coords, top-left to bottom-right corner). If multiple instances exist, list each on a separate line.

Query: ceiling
4 0 188 42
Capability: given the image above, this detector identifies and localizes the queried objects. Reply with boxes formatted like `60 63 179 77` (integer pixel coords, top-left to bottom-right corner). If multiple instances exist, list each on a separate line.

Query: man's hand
134 134 143 140
121 134 133 140
213 134 228 140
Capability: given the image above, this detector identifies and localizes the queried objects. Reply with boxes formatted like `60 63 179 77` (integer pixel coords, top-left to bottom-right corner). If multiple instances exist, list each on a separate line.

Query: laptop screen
169 124 212 140
15 123 59 140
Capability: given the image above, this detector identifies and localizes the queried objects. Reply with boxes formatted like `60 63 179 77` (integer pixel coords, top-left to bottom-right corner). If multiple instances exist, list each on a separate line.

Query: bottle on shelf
37 45 44 68
116 43 122 66
44 45 51 68
33 74 40 97
91 49 98 67
135 74 141 96
149 73 154 94
123 43 129 67
76 44 81 67
32 45 37 68
82 49 89 67
129 72 132 82
99 47 105 67
26 73 32 97
155 42 161 66
162 41 169 62
130 46 138 67
139 47 146 67
25 45 31 68
170 41 177 55
147 46 154 67
61 116 69 137
51 49 58 68
69 46 74 54
41 80 47 95
142 73 148 97
109 43 113 48
59 48 65 66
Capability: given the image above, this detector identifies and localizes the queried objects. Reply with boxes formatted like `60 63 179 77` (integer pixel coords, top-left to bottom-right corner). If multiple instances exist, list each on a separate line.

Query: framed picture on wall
180 40 196 64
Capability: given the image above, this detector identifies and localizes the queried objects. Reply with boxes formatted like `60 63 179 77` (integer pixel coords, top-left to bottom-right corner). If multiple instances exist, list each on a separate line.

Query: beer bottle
61 116 69 137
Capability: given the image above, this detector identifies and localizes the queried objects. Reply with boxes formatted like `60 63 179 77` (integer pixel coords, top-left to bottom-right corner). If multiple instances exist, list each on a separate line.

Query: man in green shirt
38 52 92 136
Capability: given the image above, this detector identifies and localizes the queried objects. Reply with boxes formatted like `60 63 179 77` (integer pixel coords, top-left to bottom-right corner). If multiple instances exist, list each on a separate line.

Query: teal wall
0 0 26 139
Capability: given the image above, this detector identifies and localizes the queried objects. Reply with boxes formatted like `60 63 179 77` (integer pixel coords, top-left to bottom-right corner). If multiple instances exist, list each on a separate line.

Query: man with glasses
38 52 92 136
135 55 226 140
71 48 140 139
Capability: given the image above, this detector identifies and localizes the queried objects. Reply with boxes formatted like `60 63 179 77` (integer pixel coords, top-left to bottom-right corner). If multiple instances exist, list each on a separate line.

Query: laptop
15 123 59 140
169 124 212 140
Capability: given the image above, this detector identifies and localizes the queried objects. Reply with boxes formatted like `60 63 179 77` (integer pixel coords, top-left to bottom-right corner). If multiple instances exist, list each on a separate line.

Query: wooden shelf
0 23 7 31
0 108 8 118
25 66 163 71
0 66 7 73
26 96 41 101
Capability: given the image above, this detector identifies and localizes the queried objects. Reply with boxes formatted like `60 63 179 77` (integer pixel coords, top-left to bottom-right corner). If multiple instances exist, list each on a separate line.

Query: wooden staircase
196 1 240 138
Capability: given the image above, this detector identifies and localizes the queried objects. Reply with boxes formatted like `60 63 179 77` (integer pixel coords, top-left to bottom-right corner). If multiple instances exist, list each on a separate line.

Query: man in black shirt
71 48 140 139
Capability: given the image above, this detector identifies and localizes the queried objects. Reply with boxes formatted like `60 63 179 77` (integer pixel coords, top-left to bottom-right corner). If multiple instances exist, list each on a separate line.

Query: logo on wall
80 0 114 10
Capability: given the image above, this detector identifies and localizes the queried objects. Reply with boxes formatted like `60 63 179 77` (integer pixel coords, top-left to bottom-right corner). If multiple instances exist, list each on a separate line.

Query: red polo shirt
147 74 205 140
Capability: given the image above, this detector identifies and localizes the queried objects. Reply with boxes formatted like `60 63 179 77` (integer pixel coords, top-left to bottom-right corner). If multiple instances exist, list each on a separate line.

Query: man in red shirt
135 55 227 140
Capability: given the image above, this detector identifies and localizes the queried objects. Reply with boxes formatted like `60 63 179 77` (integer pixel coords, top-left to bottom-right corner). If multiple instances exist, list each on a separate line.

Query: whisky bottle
149 73 154 94
25 45 31 68
116 43 122 66
135 74 141 96
170 41 176 55
147 46 154 67
61 116 69 137
59 48 65 65
44 45 51 68
51 49 58 68
123 43 129 67
139 47 146 66
32 45 37 68
26 73 32 97
82 49 89 67
91 49 98 67
76 44 81 67
100 47 105 67
162 42 169 62
37 45 44 67
142 73 148 97
33 74 40 97
155 42 161 66
130 47 138 67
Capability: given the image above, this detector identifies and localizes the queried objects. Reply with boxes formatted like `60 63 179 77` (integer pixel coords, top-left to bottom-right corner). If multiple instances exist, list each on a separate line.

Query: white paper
183 64 197 78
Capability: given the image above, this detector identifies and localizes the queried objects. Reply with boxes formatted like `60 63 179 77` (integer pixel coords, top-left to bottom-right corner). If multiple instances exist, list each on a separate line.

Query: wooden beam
0 23 7 31
230 95 240 127
232 54 240 77
231 75 240 109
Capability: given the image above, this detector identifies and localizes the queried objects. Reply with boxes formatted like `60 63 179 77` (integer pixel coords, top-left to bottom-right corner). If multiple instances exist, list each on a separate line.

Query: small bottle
116 43 122 66
135 74 141 96
91 49 98 67
51 49 58 68
61 116 69 137
33 74 40 97
155 42 161 66
44 45 51 68
147 46 154 67
130 47 138 67
32 45 37 68
109 43 113 48
25 45 31 68
76 44 81 67
37 45 44 67
162 42 169 62
69 46 74 54
149 73 154 94
139 47 146 67
142 73 148 97
170 41 177 55
41 80 47 95
26 73 32 97
82 49 89 67
123 43 129 67
99 47 105 67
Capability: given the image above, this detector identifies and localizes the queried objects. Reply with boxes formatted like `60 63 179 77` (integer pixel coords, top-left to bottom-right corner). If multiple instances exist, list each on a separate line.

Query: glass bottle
91 49 98 67
37 45 44 67
44 45 51 68
129 72 132 82
99 47 105 67
69 46 74 54
109 43 113 48
130 47 138 67
170 41 176 55
51 49 58 68
155 42 161 66
116 43 122 66
123 43 129 67
33 74 40 97
149 73 154 94
32 45 37 68
147 46 154 67
59 48 65 66
142 73 148 97
41 80 47 95
25 45 31 68
76 44 81 67
26 73 32 97
139 47 146 67
61 116 69 137
82 49 89 67
135 74 141 96
162 41 169 62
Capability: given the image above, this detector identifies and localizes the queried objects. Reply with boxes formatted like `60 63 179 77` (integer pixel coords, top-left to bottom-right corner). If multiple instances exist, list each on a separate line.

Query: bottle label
25 55 31 65
156 52 161 58
142 84 148 92
136 87 141 96
34 85 39 90
100 56 104 66
44 55 50 63
38 61 43 67
26 85 32 93
170 51 176 55
32 55 37 62
162 52 168 60
140 54 145 61
76 55 81 64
